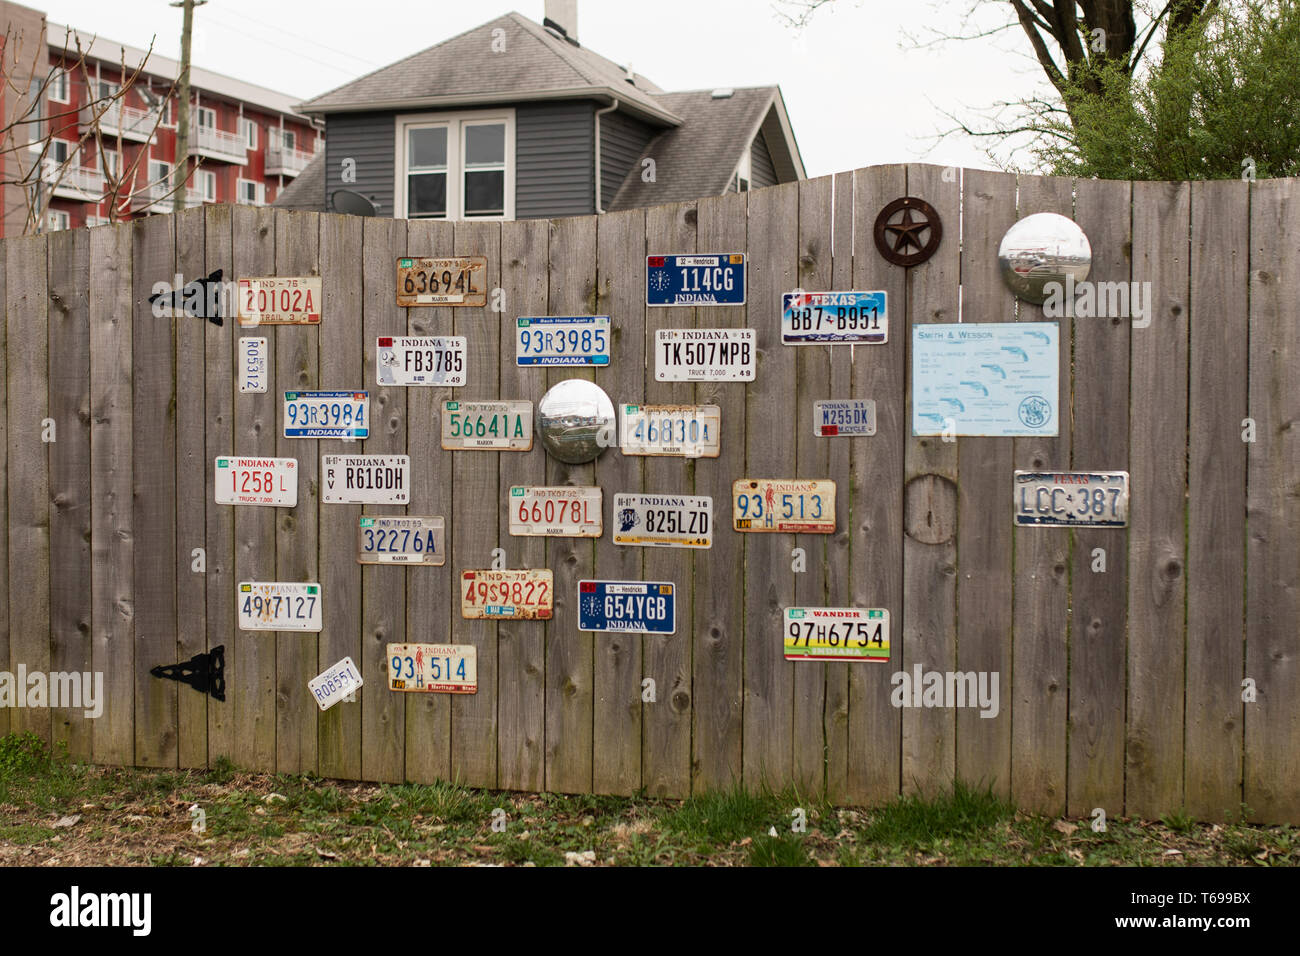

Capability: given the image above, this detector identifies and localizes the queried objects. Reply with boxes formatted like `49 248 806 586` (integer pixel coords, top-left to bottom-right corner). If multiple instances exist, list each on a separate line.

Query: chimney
544 0 578 43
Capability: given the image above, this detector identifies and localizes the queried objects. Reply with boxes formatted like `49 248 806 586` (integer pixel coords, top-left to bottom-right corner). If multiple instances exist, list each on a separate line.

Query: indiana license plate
1014 471 1129 527
396 256 486 307
238 337 267 393
214 456 297 506
237 276 321 325
782 291 887 345
814 399 876 436
654 329 755 381
284 390 368 439
515 316 610 366
460 569 553 620
613 493 712 549
238 582 322 632
442 400 533 451
509 486 602 537
308 657 363 711
357 515 445 565
784 607 890 662
579 581 676 634
321 455 409 504
646 253 745 306
376 336 466 386
387 643 477 694
733 479 836 533
619 404 720 458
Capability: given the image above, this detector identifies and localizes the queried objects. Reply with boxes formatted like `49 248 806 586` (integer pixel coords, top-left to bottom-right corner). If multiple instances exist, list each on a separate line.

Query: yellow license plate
387 643 477 694
732 479 836 533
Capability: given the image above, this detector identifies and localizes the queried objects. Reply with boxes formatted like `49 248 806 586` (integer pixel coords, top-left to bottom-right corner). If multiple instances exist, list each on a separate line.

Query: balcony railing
80 101 161 144
264 144 315 177
129 178 175 215
188 123 249 164
41 158 106 201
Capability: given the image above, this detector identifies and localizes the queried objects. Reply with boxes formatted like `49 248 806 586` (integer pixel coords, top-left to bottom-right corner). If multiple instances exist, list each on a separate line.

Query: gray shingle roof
271 154 326 211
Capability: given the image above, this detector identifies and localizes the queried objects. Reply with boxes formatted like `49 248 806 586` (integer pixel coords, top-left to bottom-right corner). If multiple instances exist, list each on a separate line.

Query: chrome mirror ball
535 379 616 464
997 212 1092 305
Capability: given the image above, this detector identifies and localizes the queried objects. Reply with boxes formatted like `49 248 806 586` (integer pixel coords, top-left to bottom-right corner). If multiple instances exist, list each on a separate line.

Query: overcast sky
41 0 1050 176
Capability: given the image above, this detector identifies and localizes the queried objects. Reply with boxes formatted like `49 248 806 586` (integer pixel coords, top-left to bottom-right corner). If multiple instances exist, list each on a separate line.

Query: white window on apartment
198 169 217 202
279 128 296 152
395 110 514 221
48 139 73 164
97 80 120 102
149 159 171 190
101 148 119 179
241 117 258 149
47 209 71 231
196 106 217 130
48 68 69 103
237 179 265 206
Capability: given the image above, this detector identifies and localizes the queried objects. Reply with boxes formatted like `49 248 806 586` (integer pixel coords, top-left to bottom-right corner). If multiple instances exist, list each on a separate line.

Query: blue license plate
782 291 887 344
647 254 745 306
284 390 368 439
578 580 676 634
515 316 610 366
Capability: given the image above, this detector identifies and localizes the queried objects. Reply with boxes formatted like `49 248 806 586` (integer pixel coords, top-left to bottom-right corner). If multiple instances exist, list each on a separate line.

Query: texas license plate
460 569 553 620
308 657 363 711
238 582 322 632
387 643 477 694
814 399 876 436
613 493 713 549
214 456 297 506
237 276 321 325
654 329 755 381
376 336 466 386
357 515 445 564
442 400 533 451
284 390 368 439
238 337 267 393
396 256 487 306
579 581 676 634
515 316 610 366
784 607 890 662
321 455 409 504
733 479 836 533
646 253 745 306
509 486 602 537
1014 471 1129 527
619 404 721 458
782 291 887 345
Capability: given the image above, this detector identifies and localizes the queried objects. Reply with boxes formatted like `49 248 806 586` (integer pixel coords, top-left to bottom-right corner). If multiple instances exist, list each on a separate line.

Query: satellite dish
330 189 377 217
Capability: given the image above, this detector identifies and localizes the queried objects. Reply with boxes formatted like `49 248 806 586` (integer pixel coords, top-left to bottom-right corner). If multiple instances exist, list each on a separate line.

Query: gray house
274 4 805 219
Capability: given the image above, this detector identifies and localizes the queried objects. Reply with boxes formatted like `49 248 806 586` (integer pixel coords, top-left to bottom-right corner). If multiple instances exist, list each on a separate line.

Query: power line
196 8 384 71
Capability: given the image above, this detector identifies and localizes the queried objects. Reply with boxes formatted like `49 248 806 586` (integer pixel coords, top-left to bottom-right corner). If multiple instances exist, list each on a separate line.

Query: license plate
387 643 477 694
357 515 445 564
654 329 755 382
214 456 297 506
814 399 876 437
782 291 887 345
579 581 676 634
646 253 745 306
442 400 533 451
376 336 466 386
396 256 487 307
238 582 322 632
237 276 321 325
308 657 363 711
1014 471 1129 527
321 455 409 504
509 486 602 537
619 404 720 458
284 390 368 439
733 479 836 533
460 569 553 620
613 493 712 549
238 337 267 393
515 316 610 366
784 607 890 662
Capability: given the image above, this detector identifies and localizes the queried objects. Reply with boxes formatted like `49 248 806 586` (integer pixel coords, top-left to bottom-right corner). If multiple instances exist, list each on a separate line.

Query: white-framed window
47 209 71 231
48 139 74 164
97 80 120 102
237 178 265 206
159 96 175 128
733 149 752 193
196 106 216 130
198 169 217 202
279 128 296 152
148 159 171 187
241 117 258 149
48 68 69 103
394 109 514 221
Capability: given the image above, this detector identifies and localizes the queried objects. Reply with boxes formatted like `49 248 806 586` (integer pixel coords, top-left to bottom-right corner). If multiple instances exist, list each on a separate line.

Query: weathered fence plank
0 233 7 739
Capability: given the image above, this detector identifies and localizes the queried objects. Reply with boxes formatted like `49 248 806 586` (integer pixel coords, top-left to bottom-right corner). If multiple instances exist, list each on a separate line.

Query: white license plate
396 256 487 306
238 582 322 632
733 479 836 533
654 329 755 381
814 399 876 437
442 400 533 451
376 335 466 386
515 316 610 366
613 493 713 549
460 569 553 620
237 276 321 325
387 643 477 694
509 486 602 537
321 455 409 504
238 337 267 393
308 657 363 711
214 456 298 506
782 291 887 345
358 515 445 564
284 390 368 439
1014 471 1129 527
784 608 890 662
619 404 721 458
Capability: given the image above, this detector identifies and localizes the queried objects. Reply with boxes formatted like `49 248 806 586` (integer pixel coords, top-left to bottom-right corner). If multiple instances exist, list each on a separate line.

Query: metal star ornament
874 198 943 267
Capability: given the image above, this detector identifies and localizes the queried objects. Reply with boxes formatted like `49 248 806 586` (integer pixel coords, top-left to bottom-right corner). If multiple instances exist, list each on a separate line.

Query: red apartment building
1 0 323 236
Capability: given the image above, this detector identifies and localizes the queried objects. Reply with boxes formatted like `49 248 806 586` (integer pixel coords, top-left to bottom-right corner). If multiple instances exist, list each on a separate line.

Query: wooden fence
1 164 1296 824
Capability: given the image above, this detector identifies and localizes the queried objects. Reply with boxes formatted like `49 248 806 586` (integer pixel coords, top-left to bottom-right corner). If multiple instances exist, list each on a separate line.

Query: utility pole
170 0 206 210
